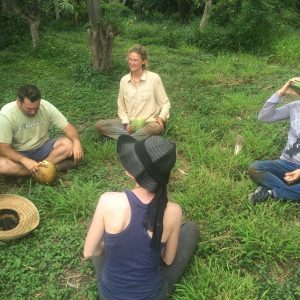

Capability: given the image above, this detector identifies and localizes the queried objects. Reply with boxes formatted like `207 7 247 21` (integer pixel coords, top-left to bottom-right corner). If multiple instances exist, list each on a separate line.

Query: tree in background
131 0 197 22
54 0 61 20
2 0 43 48
0 4 28 50
57 0 88 22
1 0 88 49
199 0 212 32
87 0 128 71
176 0 195 22
198 0 275 52
197 0 300 52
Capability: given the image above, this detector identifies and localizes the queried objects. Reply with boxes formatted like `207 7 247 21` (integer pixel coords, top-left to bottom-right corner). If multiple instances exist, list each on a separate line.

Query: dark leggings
92 221 200 299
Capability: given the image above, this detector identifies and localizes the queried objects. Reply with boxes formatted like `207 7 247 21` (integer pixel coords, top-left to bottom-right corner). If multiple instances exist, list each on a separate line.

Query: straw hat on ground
0 194 40 241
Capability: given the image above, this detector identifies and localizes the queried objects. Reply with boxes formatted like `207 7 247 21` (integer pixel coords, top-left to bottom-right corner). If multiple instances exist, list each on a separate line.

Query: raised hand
277 77 300 97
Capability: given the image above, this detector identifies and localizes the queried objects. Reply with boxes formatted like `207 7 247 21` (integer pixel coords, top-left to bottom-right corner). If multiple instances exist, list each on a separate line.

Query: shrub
197 24 234 52
123 21 160 45
279 9 300 28
0 10 28 50
273 33 300 68
131 0 200 22
200 0 278 52
124 20 198 48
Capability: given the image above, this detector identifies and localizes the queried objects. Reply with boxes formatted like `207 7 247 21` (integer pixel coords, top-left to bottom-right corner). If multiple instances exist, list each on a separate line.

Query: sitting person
96 44 171 141
84 135 199 299
248 77 300 204
0 84 84 178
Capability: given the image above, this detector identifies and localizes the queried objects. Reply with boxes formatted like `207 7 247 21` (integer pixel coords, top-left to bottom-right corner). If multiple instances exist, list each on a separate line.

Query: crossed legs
96 118 163 141
248 159 300 201
0 137 73 176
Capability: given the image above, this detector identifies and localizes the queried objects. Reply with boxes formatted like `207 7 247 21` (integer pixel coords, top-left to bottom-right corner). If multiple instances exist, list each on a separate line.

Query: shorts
20 138 58 162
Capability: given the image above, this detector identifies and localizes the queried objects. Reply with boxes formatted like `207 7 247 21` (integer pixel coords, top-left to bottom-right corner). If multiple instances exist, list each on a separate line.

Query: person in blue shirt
248 77 300 204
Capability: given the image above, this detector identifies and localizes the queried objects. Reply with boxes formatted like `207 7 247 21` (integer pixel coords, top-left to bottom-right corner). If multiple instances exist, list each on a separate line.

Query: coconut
131 118 145 132
32 160 56 184
291 82 300 95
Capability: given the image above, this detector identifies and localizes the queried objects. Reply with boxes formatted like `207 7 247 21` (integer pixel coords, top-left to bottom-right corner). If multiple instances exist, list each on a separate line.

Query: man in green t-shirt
0 84 84 177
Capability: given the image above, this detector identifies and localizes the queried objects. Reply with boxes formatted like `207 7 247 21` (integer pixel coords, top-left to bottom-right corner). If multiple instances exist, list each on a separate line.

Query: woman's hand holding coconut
278 77 300 97
125 123 132 134
156 117 164 130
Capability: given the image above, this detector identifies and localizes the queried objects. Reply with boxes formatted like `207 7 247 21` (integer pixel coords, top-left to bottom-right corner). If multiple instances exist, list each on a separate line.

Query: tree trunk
99 25 114 71
30 19 40 48
87 0 116 71
89 27 102 70
199 0 212 32
54 0 60 20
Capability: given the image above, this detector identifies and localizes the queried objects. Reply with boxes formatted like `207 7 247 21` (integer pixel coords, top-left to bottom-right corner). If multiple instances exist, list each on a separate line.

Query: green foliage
0 220 97 299
58 0 88 22
2 0 43 17
201 0 276 52
124 20 198 48
100 0 131 33
131 0 198 21
258 267 300 300
174 258 258 300
0 8 28 49
278 9 300 28
1 20 300 299
267 0 299 12
132 0 174 17
272 33 300 68
197 23 233 52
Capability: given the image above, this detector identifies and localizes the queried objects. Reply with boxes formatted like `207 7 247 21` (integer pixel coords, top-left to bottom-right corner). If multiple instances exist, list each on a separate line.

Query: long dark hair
143 181 169 250
134 141 170 250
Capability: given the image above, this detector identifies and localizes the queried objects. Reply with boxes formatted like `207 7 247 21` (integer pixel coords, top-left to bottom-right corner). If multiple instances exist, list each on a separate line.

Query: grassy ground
0 22 300 299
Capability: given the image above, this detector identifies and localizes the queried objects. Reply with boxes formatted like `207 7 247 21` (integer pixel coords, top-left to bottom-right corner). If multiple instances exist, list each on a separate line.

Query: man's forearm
63 123 80 142
0 143 28 164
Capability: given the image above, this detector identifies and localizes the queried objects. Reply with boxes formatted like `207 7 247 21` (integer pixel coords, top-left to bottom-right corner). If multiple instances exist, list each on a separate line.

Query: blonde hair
128 44 148 69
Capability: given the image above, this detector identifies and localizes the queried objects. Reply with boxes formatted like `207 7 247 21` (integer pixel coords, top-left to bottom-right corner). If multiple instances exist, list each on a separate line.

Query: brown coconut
32 160 56 184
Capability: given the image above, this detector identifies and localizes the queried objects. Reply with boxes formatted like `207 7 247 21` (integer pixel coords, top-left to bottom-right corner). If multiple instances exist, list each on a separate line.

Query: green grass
0 21 300 299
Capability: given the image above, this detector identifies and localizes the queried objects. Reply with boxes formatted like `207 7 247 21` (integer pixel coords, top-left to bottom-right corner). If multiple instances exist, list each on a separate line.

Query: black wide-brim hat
117 135 176 191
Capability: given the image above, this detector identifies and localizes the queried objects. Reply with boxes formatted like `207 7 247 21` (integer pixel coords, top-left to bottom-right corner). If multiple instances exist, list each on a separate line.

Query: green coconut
131 118 145 132
291 82 300 95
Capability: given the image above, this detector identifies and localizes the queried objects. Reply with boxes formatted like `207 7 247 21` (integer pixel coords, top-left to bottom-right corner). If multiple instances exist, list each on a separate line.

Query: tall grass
273 33 300 68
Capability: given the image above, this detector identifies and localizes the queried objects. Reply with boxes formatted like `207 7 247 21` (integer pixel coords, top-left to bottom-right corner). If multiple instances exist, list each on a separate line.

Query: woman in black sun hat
84 135 199 300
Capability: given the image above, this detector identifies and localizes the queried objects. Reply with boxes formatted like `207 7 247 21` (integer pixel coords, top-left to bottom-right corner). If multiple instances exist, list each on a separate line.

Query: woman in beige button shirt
96 44 171 141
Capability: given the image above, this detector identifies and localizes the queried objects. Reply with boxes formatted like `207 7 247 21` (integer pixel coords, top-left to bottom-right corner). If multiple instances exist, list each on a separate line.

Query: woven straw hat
0 194 40 241
117 135 176 191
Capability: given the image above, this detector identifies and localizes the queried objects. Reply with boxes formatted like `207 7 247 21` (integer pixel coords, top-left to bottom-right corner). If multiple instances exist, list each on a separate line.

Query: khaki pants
95 118 163 141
